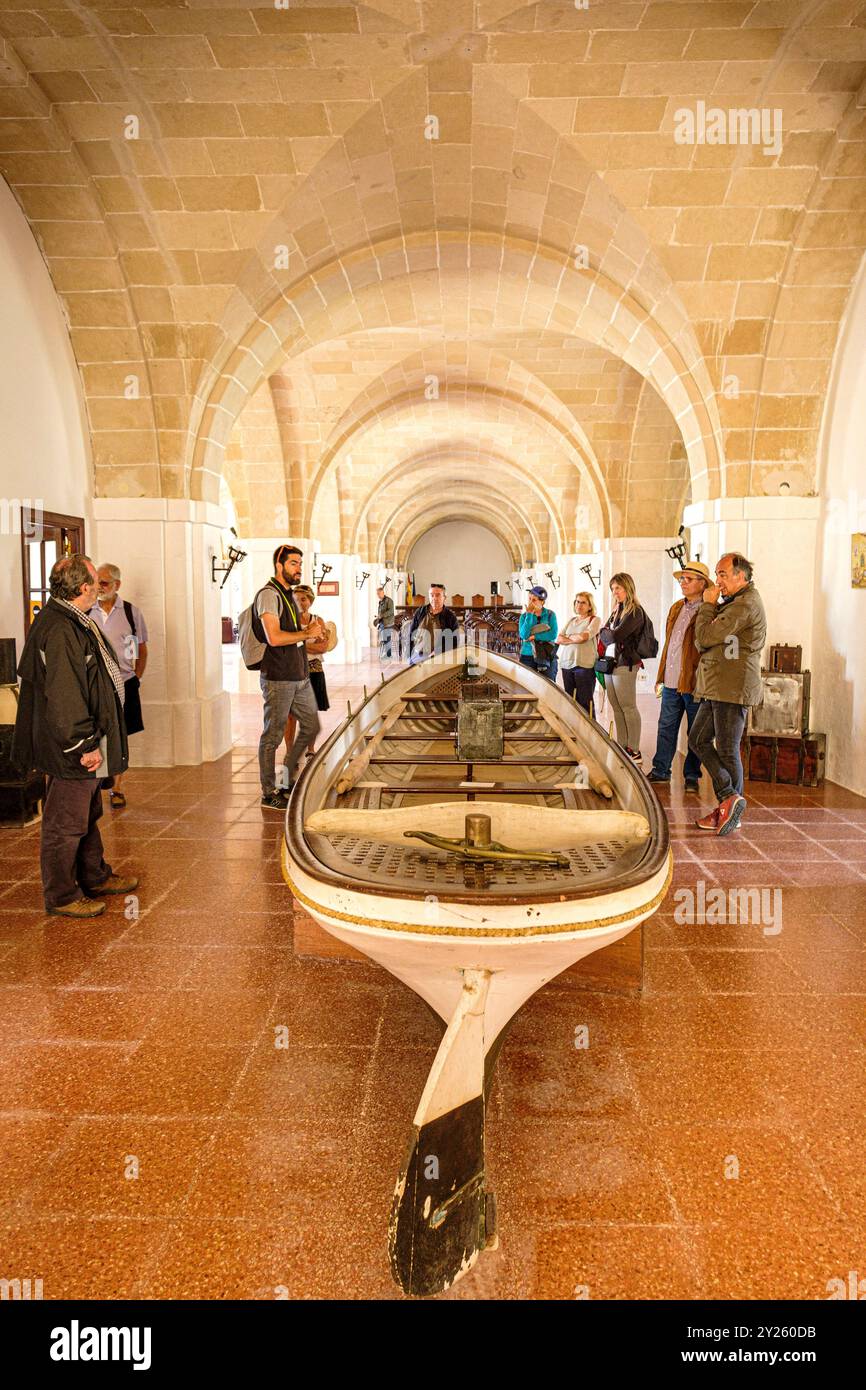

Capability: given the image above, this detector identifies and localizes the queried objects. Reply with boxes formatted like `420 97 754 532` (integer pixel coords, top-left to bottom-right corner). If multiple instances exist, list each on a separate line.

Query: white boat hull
283 837 671 1050
282 646 672 1294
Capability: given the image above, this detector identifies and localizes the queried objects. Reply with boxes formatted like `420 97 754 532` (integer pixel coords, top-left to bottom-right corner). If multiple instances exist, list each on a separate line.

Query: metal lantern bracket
544 569 561 590
356 570 370 590
312 556 333 588
665 524 688 569
211 542 247 590
579 563 600 590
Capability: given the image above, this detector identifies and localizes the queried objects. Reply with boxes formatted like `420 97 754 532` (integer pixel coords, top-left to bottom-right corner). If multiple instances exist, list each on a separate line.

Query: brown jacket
657 599 702 695
693 582 767 706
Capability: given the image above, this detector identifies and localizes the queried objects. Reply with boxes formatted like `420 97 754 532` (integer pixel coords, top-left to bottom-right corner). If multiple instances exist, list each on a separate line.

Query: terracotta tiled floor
0 661 864 1300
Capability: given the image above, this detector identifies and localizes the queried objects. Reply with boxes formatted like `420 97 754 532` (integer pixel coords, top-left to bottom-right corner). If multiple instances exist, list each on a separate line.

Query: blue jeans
688 698 747 801
652 686 702 782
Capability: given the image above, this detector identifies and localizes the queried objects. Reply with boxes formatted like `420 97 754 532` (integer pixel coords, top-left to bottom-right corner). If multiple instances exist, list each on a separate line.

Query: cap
528 584 548 601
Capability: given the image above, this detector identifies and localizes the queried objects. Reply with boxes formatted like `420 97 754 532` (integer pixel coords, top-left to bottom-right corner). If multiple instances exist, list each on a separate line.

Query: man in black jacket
404 583 460 664
13 555 139 919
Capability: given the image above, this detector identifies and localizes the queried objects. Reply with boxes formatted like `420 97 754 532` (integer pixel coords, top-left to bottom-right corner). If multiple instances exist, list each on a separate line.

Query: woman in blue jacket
518 585 559 679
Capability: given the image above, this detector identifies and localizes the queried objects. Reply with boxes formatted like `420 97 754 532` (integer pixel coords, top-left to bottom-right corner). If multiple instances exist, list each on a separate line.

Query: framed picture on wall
852 533 866 588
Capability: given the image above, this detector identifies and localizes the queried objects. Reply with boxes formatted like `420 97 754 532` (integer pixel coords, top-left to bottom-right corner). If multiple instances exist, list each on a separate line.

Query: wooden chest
745 732 826 787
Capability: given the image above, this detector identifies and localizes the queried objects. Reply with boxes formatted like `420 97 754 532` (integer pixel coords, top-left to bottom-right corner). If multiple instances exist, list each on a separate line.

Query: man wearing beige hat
647 561 710 792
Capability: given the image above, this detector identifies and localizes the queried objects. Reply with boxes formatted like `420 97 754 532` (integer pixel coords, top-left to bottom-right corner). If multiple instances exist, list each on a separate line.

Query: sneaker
696 807 721 831
716 793 747 837
647 771 670 784
261 792 287 810
47 898 106 919
83 873 139 897
626 747 643 762
684 778 701 793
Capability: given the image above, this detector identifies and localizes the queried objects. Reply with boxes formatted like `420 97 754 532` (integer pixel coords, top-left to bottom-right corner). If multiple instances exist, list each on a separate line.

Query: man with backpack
248 545 324 809
93 563 148 808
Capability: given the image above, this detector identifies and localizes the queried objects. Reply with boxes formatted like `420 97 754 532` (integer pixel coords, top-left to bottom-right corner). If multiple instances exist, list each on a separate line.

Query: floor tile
1 666 864 1299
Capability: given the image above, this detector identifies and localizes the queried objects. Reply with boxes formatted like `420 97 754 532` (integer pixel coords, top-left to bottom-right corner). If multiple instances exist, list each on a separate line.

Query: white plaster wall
93 499 232 765
406 521 512 602
683 496 818 669
812 253 866 797
593 536 678 691
0 177 92 661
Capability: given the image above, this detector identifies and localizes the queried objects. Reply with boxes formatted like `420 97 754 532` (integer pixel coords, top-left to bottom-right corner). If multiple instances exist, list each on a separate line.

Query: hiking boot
717 793 747 837
647 771 670 784
696 807 721 832
261 792 288 810
47 898 106 919
83 873 139 897
684 778 701 793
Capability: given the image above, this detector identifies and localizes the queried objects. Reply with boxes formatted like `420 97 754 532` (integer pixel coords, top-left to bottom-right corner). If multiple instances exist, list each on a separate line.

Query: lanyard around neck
267 580 298 629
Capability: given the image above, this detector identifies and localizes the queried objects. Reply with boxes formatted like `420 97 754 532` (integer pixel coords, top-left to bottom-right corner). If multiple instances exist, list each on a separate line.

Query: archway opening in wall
406 521 513 608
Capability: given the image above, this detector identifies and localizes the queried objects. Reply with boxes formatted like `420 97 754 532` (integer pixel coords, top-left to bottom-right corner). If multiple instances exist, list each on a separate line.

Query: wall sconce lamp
212 529 247 589
513 575 523 590
579 563 600 590
312 554 333 589
355 570 370 590
544 569 561 590
664 525 688 569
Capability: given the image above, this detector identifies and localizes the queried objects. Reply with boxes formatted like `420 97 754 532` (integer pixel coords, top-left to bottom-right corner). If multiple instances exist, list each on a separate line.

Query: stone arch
307 380 608 544
350 447 569 560
375 477 540 571
190 230 724 519
396 507 525 574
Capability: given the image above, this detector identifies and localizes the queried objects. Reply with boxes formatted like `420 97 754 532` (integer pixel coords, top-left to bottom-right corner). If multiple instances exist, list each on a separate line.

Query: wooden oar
389 969 496 1297
538 700 614 799
334 702 405 796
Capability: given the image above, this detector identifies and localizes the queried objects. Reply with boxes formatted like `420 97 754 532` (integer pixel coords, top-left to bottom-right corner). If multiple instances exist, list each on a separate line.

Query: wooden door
20 508 86 635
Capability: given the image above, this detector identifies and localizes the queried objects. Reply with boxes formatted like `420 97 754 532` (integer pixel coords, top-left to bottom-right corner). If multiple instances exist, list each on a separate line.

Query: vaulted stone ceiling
1 0 864 561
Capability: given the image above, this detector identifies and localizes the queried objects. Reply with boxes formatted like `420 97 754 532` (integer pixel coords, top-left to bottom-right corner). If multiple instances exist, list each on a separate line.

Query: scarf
56 597 127 700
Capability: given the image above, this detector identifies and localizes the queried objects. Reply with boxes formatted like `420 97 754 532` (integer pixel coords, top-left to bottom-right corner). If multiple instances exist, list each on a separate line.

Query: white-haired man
92 563 148 808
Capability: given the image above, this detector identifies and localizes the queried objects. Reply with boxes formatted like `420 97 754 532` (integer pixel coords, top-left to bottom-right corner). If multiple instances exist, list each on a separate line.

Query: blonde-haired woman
597 573 648 761
556 591 600 715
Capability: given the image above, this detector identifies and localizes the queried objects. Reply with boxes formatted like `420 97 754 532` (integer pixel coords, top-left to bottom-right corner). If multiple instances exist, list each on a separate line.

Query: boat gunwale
285 652 671 908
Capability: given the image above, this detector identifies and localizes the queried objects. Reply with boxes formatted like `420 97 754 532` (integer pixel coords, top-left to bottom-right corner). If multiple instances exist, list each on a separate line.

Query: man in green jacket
689 553 767 836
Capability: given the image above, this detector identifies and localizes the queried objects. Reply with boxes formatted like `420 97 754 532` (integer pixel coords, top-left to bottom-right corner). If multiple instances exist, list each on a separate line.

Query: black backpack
635 610 659 660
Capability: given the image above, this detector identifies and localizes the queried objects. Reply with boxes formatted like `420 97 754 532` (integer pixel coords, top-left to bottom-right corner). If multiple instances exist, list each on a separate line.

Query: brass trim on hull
283 844 673 940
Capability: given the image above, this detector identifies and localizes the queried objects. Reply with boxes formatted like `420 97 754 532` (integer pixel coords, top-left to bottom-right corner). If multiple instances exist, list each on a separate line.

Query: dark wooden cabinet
745 732 826 787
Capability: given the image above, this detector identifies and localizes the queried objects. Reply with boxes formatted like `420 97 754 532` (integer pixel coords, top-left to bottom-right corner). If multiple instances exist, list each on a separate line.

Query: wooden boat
282 646 671 1296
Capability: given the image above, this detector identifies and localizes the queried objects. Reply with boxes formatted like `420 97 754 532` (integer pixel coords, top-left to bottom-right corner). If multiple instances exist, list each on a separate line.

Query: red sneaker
695 807 721 831
716 793 746 837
